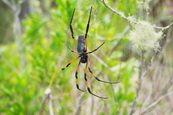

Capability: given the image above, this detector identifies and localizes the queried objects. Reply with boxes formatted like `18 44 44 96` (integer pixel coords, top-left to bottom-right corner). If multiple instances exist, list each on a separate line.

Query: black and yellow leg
61 56 80 70
67 46 78 54
86 42 105 54
66 33 78 56
66 37 78 54
84 62 108 99
75 61 86 92
68 7 78 53
88 67 119 84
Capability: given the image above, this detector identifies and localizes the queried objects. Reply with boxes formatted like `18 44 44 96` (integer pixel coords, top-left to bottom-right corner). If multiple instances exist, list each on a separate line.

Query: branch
48 94 54 115
141 28 169 80
39 88 51 115
102 0 130 22
101 0 173 30
74 94 85 115
2 0 14 10
102 0 173 114
39 88 54 115
129 51 145 115
141 91 173 115
2 0 25 70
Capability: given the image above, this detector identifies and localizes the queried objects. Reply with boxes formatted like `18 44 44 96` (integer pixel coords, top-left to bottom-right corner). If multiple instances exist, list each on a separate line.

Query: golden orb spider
62 6 119 99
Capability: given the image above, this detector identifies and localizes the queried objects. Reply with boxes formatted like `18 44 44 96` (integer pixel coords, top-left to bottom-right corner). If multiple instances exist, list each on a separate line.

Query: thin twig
129 51 144 115
142 70 173 114
74 94 85 115
102 0 173 30
2 0 13 9
102 0 130 22
109 26 130 56
141 91 173 115
48 94 54 115
39 88 52 115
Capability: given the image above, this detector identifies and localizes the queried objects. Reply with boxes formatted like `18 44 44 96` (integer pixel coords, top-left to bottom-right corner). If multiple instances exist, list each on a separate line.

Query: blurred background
0 0 173 115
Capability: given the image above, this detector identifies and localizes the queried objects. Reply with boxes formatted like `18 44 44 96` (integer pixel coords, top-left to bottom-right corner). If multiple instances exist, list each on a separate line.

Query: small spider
62 6 119 99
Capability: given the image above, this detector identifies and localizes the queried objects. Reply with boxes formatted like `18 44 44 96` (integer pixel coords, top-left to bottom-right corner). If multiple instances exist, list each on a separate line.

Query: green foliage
0 1 13 44
0 0 139 114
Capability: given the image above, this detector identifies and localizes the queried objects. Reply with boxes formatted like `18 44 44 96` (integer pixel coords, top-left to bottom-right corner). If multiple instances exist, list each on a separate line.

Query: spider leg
61 56 80 70
87 42 105 54
67 8 78 53
88 67 119 84
75 61 86 92
70 8 75 39
84 62 108 99
84 6 92 39
67 46 78 54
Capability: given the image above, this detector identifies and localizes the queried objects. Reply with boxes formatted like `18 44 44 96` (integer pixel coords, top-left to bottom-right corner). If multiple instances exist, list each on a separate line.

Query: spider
62 6 119 99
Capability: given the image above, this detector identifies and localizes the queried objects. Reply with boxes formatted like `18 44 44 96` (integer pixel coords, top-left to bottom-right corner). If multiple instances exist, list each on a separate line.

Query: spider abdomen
77 35 86 54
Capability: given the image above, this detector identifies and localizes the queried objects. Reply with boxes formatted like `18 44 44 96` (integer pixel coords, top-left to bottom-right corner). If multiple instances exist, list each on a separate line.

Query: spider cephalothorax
62 7 119 99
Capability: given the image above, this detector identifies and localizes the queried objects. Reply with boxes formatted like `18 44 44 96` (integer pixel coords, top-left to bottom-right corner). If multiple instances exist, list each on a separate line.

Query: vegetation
0 0 173 115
